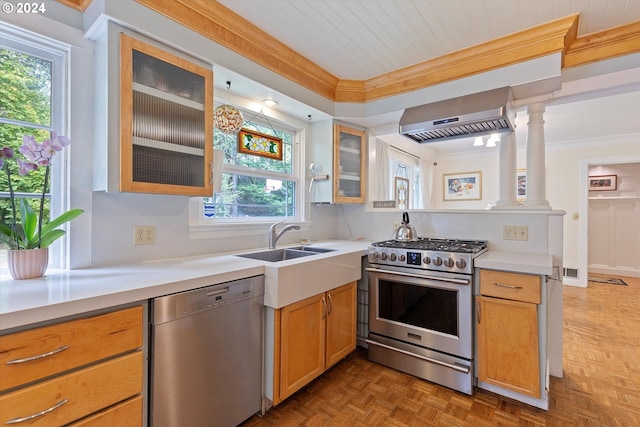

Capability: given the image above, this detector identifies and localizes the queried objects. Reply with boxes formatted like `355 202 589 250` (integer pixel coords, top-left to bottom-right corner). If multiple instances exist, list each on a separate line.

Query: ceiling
210 0 640 155
217 0 640 81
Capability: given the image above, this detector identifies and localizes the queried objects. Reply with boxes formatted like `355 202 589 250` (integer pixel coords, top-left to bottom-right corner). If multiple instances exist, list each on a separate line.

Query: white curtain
376 139 390 199
419 157 433 209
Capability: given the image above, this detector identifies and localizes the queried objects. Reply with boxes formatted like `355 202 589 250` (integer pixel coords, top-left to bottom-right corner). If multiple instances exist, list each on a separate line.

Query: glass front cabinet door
119 33 213 195
333 124 366 204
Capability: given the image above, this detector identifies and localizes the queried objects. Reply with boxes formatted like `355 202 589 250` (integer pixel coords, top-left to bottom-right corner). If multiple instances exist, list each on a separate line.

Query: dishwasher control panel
153 275 265 324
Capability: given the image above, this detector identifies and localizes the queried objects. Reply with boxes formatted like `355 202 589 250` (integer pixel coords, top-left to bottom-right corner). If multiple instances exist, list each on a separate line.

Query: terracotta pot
8 247 49 280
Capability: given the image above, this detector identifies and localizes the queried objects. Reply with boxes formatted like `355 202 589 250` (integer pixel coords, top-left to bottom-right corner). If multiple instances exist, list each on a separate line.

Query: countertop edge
475 251 554 276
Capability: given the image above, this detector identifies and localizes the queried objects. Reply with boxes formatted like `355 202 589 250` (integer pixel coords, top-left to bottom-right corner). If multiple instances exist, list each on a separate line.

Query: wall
3 4 340 268
587 162 640 277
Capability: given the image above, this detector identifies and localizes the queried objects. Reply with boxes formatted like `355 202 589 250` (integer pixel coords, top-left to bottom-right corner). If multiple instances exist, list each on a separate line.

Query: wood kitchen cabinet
0 306 144 426
310 121 366 204
94 23 214 195
476 269 542 399
119 33 213 195
275 282 356 403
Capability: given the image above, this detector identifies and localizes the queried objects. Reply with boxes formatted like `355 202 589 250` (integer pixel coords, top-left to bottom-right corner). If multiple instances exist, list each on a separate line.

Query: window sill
189 220 311 239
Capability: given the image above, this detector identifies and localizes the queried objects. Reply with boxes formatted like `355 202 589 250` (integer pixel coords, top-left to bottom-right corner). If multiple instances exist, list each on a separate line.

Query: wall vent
563 268 579 278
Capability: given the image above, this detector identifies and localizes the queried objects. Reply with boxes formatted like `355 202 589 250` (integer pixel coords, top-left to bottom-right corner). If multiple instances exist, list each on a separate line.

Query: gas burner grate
372 238 487 253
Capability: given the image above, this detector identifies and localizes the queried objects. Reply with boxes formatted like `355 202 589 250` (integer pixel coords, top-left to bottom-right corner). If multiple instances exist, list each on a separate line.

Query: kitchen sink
236 248 318 262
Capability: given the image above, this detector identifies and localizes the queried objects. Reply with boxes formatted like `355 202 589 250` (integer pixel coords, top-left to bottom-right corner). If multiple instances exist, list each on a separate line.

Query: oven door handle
365 339 470 374
365 267 470 285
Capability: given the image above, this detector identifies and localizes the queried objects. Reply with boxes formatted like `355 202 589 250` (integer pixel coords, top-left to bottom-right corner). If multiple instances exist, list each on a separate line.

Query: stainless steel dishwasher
150 275 264 427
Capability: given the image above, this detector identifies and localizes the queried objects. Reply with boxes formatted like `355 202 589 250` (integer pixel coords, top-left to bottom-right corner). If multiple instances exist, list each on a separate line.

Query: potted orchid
0 133 83 279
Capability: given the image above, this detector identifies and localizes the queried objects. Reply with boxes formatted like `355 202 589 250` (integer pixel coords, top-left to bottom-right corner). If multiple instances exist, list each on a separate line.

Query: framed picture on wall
588 174 617 191
517 169 527 201
443 171 482 201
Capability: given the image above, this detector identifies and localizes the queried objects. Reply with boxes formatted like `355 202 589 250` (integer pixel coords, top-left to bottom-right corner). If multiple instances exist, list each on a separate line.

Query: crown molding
564 21 640 68
56 0 92 12
69 1 640 104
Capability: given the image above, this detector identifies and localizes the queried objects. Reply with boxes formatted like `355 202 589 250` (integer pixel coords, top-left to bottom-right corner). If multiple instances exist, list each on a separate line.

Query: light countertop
474 250 554 276
0 240 371 331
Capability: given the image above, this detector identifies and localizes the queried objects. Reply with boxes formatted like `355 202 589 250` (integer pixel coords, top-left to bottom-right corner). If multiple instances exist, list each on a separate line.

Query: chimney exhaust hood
399 86 515 143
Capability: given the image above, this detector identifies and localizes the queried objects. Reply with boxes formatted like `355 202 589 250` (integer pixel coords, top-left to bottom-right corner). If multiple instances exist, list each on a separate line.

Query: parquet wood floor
242 274 640 426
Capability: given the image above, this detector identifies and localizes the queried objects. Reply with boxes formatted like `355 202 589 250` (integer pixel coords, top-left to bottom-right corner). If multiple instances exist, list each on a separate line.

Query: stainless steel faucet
269 219 300 249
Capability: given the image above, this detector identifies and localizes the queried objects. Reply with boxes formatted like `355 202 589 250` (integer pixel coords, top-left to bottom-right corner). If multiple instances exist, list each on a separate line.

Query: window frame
387 145 421 210
0 25 69 269
189 102 310 238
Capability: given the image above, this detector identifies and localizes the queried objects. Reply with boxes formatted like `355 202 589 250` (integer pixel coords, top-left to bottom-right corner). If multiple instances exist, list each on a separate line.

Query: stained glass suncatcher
237 129 283 160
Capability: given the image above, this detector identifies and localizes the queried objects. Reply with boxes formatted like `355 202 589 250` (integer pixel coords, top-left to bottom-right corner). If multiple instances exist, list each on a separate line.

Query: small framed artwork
394 176 409 209
517 169 527 201
588 174 617 191
443 171 482 201
237 128 283 160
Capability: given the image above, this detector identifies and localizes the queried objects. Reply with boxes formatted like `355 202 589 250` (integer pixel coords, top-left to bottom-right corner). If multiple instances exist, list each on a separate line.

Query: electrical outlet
503 225 528 241
134 225 155 245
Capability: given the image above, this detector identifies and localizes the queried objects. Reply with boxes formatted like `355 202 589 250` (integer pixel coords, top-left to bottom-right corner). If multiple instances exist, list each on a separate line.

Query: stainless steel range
366 238 487 395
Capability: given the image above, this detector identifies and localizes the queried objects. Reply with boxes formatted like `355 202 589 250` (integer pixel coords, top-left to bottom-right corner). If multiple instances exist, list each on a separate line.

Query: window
0 27 67 268
388 146 421 209
199 106 301 222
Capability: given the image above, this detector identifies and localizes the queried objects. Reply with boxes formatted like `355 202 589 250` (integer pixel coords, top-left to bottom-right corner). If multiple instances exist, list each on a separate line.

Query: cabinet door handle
321 297 327 319
476 301 481 324
6 345 69 365
494 282 523 290
5 398 69 424
327 293 333 316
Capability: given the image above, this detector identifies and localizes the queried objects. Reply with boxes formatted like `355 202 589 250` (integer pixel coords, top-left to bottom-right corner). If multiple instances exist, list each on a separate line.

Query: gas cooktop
368 238 488 274
371 238 487 254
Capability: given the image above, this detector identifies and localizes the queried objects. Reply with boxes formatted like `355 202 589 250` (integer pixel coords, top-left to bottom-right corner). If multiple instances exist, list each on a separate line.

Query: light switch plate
503 225 528 241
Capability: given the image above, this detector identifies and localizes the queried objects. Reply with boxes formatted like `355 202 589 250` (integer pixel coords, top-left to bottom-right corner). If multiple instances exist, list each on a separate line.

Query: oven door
367 265 473 359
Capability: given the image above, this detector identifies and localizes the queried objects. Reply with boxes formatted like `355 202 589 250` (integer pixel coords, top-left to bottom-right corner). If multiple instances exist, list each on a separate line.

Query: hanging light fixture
486 133 500 147
214 81 244 134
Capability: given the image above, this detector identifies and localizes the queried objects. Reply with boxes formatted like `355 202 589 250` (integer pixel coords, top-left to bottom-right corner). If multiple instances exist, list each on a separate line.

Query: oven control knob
444 258 455 268
389 253 396 261
456 259 467 269
381 252 388 260
368 251 379 261
399 254 406 262
423 257 431 265
434 257 443 266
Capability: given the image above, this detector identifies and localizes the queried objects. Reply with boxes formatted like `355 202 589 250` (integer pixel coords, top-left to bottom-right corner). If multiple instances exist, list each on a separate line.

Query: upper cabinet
120 34 213 195
94 24 213 196
310 121 366 204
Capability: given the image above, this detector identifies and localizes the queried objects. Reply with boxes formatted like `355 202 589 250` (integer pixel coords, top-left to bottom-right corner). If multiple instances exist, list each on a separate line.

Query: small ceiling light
473 136 484 147
262 98 278 107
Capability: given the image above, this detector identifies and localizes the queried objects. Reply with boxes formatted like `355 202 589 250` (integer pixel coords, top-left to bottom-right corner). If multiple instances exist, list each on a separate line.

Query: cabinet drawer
0 306 143 391
69 395 143 427
0 351 142 427
480 270 541 304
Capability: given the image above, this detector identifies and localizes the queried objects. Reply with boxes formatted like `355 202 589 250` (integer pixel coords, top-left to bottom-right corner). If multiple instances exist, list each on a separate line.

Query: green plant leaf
25 209 84 248
18 199 37 242
37 229 66 248
39 209 84 237
0 219 26 249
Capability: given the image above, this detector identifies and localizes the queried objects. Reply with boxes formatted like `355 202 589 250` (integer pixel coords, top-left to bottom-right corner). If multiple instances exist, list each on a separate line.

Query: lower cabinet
476 269 543 400
275 282 356 404
0 306 144 426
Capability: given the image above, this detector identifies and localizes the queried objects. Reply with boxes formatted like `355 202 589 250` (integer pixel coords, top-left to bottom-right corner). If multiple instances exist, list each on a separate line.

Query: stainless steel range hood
399 86 515 143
